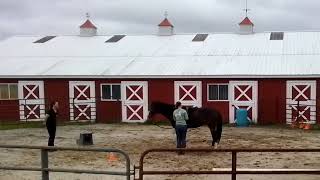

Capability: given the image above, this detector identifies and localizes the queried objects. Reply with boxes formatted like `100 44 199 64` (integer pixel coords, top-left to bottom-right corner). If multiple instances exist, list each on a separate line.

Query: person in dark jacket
45 101 59 146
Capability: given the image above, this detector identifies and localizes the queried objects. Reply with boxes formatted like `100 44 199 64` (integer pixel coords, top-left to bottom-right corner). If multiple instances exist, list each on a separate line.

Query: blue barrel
236 109 249 127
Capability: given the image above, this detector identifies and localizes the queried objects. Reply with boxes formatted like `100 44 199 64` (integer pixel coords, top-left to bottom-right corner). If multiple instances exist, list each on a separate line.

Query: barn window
207 84 228 101
33 36 56 43
101 84 121 101
270 32 284 40
105 35 126 43
0 84 18 100
192 34 209 42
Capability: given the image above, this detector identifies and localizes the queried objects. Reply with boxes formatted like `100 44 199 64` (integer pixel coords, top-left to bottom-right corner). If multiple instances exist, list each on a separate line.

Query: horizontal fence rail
0 145 132 180
136 148 320 180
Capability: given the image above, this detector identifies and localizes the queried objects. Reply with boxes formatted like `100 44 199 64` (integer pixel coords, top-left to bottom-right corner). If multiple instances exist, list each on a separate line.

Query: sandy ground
0 124 320 180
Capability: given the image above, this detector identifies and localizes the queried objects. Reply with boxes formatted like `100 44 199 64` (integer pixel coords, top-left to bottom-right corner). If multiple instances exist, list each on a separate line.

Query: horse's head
148 101 168 119
148 101 176 126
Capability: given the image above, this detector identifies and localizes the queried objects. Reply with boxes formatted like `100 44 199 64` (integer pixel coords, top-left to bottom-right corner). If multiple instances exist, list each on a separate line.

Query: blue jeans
175 125 187 148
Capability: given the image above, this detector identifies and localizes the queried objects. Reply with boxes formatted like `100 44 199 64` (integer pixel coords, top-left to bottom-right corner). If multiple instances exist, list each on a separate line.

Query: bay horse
148 101 223 148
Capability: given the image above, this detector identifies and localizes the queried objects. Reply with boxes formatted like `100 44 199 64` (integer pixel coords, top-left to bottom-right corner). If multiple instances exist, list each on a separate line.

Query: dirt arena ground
0 124 320 180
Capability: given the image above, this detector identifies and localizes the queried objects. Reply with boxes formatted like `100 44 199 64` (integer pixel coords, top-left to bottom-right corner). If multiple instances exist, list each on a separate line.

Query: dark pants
46 124 56 146
175 125 187 148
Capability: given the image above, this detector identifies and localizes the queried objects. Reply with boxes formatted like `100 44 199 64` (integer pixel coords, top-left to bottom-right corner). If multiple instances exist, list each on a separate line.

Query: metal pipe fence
0 145 133 180
135 148 320 180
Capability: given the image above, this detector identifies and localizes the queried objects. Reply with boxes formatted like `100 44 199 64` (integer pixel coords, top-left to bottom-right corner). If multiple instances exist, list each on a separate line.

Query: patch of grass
0 122 45 130
62 121 95 126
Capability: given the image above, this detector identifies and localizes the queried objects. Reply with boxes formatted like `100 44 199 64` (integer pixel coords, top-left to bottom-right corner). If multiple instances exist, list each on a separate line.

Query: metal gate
0 145 133 180
135 148 320 180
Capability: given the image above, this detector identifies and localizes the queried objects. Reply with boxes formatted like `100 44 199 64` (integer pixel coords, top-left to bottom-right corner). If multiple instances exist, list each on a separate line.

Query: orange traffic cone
304 123 312 130
106 152 118 162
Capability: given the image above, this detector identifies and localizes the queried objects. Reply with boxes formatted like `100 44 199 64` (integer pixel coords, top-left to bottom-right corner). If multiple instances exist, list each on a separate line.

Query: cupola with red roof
158 12 174 36
239 1 254 34
239 16 254 34
80 13 97 37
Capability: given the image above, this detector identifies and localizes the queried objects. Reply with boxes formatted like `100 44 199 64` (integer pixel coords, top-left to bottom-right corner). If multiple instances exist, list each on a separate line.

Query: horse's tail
216 112 223 144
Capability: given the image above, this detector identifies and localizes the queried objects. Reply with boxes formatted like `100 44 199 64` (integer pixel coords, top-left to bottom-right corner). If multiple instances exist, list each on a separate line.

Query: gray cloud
0 0 320 39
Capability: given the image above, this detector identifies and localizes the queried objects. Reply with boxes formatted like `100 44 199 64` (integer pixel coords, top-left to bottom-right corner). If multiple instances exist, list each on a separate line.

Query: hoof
214 143 219 149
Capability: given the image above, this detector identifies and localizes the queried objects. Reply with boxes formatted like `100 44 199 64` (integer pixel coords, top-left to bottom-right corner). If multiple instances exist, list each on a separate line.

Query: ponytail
175 101 182 108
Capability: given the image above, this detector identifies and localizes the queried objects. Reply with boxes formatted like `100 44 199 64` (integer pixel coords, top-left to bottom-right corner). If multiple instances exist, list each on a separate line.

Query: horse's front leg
209 125 218 149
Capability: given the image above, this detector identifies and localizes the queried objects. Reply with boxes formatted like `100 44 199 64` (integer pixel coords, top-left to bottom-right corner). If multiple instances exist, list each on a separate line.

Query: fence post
231 151 237 180
297 100 300 123
41 149 49 180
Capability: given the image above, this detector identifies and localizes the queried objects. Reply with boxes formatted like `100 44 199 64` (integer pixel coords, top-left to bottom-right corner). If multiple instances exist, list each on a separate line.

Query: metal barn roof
0 32 320 78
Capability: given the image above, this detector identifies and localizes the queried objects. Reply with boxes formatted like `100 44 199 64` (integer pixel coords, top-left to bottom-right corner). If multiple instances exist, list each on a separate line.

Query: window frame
100 83 121 101
0 83 18 100
207 83 229 102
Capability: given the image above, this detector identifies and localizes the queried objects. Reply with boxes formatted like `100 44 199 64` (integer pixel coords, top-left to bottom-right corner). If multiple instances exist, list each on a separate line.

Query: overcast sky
1 0 320 39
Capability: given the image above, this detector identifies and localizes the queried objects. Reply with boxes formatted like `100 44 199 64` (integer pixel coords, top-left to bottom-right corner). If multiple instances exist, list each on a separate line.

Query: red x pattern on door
69 81 96 121
179 85 197 101
229 81 257 124
232 85 254 121
126 85 143 101
291 105 310 122
174 81 202 107
23 85 39 100
292 85 311 101
74 85 90 100
73 85 92 120
126 105 143 120
234 85 252 102
122 82 148 122
74 104 91 120
24 105 40 119
19 81 45 121
286 81 316 124
125 85 144 121
23 85 41 119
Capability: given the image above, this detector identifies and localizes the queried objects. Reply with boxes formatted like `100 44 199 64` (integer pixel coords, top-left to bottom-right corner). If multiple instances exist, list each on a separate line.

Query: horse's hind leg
209 124 218 149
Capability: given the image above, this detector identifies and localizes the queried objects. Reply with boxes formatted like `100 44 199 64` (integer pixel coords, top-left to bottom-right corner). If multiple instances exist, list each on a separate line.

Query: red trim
239 17 254 26
158 18 174 27
80 19 97 29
